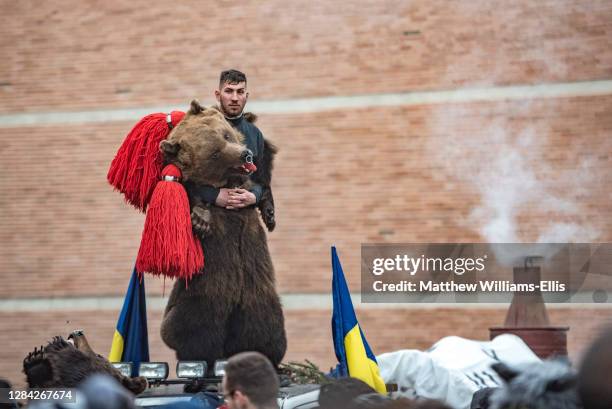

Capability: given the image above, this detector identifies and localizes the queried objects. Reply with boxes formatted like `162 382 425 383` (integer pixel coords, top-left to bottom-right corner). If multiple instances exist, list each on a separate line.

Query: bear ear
244 112 257 123
189 99 204 115
160 139 180 157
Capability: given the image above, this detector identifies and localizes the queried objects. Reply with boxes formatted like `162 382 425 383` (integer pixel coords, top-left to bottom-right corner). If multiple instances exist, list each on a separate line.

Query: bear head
160 100 255 187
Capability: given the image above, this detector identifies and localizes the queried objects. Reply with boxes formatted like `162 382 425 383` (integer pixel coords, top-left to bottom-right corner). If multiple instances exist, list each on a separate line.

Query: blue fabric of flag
331 246 386 393
109 267 149 377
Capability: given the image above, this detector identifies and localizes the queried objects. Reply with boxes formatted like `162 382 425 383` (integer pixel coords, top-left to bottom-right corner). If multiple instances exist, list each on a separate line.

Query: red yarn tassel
108 111 185 212
136 164 204 280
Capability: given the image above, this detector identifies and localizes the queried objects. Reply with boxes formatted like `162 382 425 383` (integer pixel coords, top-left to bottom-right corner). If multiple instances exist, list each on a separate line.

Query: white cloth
377 334 540 409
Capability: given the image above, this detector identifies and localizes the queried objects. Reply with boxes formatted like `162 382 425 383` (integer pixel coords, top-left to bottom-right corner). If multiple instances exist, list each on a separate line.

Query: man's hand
226 188 256 210
215 188 232 207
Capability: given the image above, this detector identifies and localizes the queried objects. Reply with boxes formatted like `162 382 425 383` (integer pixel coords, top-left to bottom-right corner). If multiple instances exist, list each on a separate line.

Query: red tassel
136 164 204 280
108 111 185 212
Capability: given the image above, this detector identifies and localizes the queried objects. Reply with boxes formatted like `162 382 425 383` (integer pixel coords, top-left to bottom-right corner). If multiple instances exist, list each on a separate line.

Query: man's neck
224 112 243 121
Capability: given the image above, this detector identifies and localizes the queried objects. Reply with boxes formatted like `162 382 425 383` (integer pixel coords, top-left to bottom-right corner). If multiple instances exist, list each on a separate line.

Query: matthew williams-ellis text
372 280 566 293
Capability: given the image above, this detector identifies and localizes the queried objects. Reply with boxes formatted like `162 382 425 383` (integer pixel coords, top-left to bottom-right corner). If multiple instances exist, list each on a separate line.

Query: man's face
216 81 248 117
222 376 235 409
222 375 245 409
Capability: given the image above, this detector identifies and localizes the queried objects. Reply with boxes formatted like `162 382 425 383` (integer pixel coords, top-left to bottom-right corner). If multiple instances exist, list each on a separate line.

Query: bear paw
122 376 148 395
191 206 212 237
261 203 276 232
23 346 46 369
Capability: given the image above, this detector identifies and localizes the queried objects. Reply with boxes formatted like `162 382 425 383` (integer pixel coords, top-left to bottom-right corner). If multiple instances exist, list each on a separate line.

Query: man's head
318 377 377 409
216 69 249 118
222 351 279 409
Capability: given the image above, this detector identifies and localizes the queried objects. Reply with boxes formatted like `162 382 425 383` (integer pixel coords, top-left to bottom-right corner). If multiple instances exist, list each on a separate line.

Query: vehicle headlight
214 360 228 377
176 361 207 379
111 362 133 378
138 362 169 380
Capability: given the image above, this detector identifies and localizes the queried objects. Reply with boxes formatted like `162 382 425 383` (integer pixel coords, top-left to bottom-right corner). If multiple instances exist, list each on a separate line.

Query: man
222 351 280 409
187 69 266 211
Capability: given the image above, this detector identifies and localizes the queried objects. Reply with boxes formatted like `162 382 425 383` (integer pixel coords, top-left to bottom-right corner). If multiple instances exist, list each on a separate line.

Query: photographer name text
372 280 566 293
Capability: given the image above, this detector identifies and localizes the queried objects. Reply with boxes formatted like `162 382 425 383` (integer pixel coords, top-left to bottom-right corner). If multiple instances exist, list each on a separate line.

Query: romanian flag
109 267 150 376
331 246 387 393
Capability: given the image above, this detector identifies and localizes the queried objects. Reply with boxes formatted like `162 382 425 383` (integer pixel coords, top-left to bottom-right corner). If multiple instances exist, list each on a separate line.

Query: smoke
417 0 612 250
467 122 538 243
425 101 600 246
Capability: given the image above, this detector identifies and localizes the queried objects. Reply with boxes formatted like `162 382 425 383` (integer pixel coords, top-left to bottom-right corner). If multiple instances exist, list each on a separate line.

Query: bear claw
191 206 212 237
261 205 276 232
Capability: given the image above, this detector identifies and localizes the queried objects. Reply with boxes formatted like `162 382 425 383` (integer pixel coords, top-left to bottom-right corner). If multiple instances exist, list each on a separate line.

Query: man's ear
189 99 204 115
160 139 180 157
214 89 221 103
232 390 250 407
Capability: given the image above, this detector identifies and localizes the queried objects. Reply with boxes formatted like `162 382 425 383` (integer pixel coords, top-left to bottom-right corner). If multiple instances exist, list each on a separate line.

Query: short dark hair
318 377 377 409
220 69 247 86
225 351 279 407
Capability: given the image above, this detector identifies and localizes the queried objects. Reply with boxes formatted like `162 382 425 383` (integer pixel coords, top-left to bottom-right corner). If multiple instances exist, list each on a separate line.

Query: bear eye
223 132 231 141
211 150 220 159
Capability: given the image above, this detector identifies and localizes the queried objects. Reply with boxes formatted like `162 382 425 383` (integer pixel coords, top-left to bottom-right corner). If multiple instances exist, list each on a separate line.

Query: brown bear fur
159 100 287 368
244 111 277 232
23 332 147 394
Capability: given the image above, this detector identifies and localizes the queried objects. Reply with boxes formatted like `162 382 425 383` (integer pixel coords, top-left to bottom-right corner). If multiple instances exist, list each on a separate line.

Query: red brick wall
1 0 611 112
1 0 611 392
2 96 611 296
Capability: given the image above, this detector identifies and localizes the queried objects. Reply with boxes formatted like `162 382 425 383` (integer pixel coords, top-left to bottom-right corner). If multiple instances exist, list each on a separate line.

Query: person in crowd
222 351 280 409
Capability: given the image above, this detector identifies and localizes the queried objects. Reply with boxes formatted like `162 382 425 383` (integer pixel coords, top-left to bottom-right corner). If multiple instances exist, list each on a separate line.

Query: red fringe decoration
107 111 185 212
136 164 204 280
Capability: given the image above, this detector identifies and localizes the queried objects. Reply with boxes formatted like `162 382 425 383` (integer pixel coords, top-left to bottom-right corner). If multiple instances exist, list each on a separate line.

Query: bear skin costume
159 101 287 368
23 331 147 394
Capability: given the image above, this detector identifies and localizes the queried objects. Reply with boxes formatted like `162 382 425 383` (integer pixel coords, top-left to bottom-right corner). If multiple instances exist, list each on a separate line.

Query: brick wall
1 0 611 112
2 96 611 297
1 0 611 392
